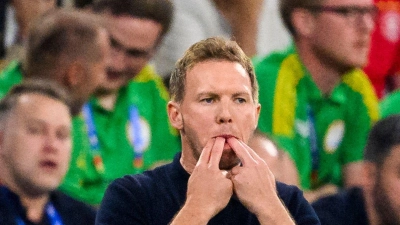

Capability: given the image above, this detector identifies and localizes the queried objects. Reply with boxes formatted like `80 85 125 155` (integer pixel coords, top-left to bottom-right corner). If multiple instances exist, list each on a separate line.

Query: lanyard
82 103 144 173
0 187 63 225
307 105 319 188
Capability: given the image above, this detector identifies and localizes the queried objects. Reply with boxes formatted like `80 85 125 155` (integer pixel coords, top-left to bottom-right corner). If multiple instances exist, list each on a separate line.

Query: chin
219 151 240 170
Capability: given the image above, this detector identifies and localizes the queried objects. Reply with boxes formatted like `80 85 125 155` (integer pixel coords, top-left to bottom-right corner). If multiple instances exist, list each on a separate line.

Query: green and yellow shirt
254 47 379 190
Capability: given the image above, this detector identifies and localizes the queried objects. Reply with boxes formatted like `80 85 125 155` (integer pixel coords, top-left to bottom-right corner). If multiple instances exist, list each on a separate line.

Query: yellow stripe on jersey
342 69 380 124
273 54 305 136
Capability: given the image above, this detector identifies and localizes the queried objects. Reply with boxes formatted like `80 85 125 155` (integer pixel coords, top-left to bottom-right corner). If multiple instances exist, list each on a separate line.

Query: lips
106 71 123 80
214 134 237 139
40 160 57 170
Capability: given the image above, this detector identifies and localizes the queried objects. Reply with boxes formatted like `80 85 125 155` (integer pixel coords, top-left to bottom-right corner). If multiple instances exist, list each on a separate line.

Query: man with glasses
59 0 181 206
254 0 379 202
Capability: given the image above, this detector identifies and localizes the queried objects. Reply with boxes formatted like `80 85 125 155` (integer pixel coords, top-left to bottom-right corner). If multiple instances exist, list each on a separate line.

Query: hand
185 137 233 219
227 138 277 215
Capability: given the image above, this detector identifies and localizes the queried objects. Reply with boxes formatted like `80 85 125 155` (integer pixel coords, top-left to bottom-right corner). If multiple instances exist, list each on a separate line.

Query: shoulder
380 90 400 118
341 69 380 122
130 64 170 101
311 187 366 225
51 191 96 225
276 182 321 225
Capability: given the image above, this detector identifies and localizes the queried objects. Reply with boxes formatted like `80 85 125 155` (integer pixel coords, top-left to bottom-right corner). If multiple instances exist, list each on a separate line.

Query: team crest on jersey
295 119 309 138
323 120 345 154
126 118 151 154
381 11 400 43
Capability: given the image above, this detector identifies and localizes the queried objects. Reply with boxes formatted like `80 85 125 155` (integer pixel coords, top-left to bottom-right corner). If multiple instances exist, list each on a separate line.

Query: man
254 0 380 201
312 115 400 225
59 0 180 205
95 37 320 225
0 9 110 115
0 80 96 225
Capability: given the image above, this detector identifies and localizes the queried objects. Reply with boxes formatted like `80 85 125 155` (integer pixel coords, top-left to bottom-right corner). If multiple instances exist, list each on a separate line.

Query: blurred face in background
0 93 71 196
305 0 377 71
96 15 162 94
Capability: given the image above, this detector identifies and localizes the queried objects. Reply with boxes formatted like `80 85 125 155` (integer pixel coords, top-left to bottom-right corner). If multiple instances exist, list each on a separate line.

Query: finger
208 137 225 168
241 140 264 162
197 138 216 166
230 164 241 176
227 137 255 166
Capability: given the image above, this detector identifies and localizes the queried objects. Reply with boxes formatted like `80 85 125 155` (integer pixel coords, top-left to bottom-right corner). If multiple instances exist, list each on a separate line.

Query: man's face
173 60 260 170
0 94 71 195
373 145 400 225
72 29 110 115
308 0 376 70
98 15 162 93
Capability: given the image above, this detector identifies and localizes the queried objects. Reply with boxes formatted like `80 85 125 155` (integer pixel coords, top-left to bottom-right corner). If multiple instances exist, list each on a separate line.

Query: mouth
213 135 238 150
40 160 58 170
214 134 237 139
106 71 124 80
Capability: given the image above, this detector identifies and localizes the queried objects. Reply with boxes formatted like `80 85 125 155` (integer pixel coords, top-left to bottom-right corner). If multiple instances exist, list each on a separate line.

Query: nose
216 100 233 124
357 11 377 32
43 133 59 153
110 47 128 71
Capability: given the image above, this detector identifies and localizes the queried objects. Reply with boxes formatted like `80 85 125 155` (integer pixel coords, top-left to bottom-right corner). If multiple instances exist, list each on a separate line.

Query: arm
227 138 295 225
170 137 233 224
212 0 264 57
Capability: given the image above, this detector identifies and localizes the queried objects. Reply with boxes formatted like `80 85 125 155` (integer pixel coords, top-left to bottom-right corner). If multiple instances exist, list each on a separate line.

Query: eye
56 128 71 141
201 98 214 104
27 125 43 135
235 98 247 104
336 7 353 16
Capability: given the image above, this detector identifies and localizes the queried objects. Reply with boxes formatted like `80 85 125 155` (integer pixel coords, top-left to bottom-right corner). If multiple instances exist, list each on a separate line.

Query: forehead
185 60 252 95
10 94 71 125
384 145 400 168
106 15 162 49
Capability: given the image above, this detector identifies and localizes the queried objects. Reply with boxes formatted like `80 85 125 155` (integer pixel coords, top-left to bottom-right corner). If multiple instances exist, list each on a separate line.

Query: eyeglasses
110 37 152 59
305 5 379 24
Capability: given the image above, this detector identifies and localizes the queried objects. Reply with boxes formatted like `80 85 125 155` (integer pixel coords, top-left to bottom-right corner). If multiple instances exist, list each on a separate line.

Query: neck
97 92 118 111
0 166 49 223
296 41 343 95
364 189 379 225
179 139 197 174
20 194 50 223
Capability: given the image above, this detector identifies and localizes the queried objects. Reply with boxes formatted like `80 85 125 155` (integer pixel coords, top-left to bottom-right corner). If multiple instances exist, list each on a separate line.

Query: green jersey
254 48 379 190
0 61 23 98
0 62 180 205
380 90 400 118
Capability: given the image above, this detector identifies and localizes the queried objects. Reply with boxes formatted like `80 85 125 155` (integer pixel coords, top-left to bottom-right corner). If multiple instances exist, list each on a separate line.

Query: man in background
59 0 180 205
0 80 96 225
254 0 379 202
313 115 400 225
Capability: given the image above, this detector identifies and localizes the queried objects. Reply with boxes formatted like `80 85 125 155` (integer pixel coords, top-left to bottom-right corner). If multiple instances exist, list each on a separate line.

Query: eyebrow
25 118 71 130
196 91 251 99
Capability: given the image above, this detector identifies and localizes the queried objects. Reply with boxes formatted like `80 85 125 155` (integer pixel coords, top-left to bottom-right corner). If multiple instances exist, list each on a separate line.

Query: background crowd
0 0 399 224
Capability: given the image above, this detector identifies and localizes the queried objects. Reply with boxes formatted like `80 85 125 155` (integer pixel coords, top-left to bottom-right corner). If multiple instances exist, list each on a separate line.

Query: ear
63 61 85 88
292 8 316 37
167 101 183 130
363 161 377 192
0 130 4 155
254 103 261 130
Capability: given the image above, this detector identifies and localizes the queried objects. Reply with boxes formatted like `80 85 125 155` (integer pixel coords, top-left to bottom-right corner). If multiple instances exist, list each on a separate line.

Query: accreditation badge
323 120 345 154
126 117 151 168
